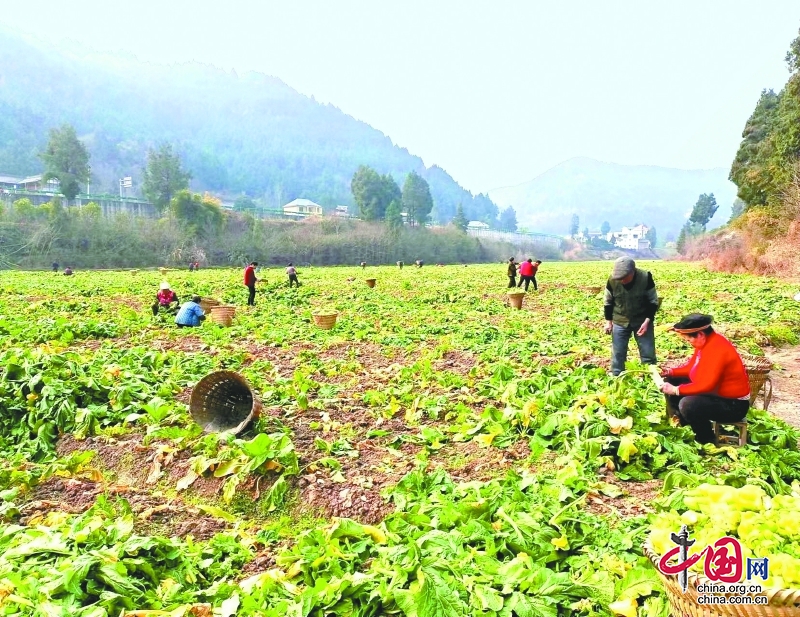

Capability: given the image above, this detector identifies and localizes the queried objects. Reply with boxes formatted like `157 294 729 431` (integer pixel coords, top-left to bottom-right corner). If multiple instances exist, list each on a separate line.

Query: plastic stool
712 421 747 447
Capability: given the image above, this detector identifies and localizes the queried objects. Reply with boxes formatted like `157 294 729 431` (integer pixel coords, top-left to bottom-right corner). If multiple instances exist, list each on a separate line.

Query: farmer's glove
636 318 650 337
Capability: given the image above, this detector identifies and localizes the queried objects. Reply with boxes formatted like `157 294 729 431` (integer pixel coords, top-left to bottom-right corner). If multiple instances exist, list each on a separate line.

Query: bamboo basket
199 297 221 314
740 353 773 411
365 279 377 288
130 270 139 276
210 305 236 327
189 371 262 434
159 267 168 276
643 542 800 617
312 312 338 330
507 292 526 309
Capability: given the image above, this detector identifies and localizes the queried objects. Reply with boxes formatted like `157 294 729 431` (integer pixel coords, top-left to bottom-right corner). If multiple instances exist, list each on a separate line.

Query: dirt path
764 346 800 428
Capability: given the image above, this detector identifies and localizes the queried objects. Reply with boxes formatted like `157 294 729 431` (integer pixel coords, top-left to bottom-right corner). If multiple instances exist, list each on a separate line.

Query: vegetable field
0 261 799 617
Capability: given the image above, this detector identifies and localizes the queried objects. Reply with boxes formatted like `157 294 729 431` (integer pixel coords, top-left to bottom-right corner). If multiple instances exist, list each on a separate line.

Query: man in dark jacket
603 257 658 376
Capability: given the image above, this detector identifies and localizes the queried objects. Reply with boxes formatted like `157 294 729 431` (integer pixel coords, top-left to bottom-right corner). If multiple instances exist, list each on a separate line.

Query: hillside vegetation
0 30 499 225
689 28 800 277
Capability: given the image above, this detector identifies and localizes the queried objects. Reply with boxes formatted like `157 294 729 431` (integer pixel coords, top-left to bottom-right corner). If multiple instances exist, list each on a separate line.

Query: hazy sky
1 1 798 194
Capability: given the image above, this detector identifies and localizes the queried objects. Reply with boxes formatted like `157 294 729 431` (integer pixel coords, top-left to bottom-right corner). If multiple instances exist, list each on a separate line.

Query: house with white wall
607 224 651 250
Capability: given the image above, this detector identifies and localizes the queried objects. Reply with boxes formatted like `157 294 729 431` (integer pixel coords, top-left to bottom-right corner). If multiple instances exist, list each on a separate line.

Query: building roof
283 198 322 209
467 220 490 229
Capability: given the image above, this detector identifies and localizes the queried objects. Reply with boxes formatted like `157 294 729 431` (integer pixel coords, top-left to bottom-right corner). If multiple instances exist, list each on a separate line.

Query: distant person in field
175 295 206 328
152 281 179 315
659 314 750 444
415 260 424 268
244 261 258 306
63 266 73 276
603 257 658 376
397 261 404 269
360 261 367 269
52 262 59 272
517 258 536 291
188 262 195 272
287 263 299 288
194 262 200 271
506 257 517 288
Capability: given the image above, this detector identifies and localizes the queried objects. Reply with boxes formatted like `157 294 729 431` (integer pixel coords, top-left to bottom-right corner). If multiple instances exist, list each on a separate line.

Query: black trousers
288 274 299 287
518 275 537 291
665 377 749 444
508 275 517 288
247 284 256 306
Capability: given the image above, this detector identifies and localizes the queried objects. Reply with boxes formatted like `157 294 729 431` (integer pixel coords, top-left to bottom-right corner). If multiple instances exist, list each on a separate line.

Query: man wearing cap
659 314 750 444
152 282 179 316
603 257 659 375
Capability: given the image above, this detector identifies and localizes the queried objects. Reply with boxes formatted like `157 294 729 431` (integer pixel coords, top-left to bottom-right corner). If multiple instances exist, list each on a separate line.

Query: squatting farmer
659 314 750 444
603 256 658 376
152 281 179 316
287 263 300 287
175 295 207 328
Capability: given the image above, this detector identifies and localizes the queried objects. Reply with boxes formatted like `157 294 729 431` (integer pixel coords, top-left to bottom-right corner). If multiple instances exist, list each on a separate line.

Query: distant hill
0 29 497 224
488 157 738 238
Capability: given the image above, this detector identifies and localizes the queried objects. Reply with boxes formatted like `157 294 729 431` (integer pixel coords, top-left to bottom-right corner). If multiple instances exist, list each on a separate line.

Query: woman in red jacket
659 313 750 444
243 262 258 306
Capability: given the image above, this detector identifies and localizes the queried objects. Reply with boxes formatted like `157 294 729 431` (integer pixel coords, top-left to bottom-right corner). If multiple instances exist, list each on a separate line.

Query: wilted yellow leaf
609 597 638 617
607 416 633 435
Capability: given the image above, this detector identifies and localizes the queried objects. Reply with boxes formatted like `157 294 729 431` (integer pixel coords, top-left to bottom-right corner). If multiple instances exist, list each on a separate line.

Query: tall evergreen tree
39 124 91 203
401 171 433 226
499 206 518 232
689 193 718 230
451 203 469 232
142 144 191 213
569 214 579 237
384 200 403 231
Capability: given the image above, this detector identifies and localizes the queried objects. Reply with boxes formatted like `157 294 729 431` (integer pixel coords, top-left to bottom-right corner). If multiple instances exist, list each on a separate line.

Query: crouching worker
152 281 179 315
659 313 750 444
175 295 206 328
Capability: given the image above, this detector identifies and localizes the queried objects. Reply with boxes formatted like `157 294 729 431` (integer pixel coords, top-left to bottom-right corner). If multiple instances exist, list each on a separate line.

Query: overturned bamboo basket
365 278 377 288
159 267 168 277
643 542 800 617
507 291 526 309
210 305 236 327
312 311 339 330
130 269 139 276
189 371 262 434
740 353 774 410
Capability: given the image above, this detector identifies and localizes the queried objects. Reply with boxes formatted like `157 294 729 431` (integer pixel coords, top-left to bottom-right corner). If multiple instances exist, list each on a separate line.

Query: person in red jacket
659 313 750 444
517 259 542 291
243 261 258 306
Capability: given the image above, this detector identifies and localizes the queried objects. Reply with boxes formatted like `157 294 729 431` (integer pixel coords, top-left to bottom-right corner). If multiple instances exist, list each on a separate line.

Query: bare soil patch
764 345 800 428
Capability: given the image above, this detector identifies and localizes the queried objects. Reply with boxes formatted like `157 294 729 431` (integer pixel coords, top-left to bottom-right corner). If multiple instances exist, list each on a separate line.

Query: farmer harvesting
286 263 299 288
244 262 258 306
517 259 542 291
507 257 517 288
175 295 206 328
603 256 658 376
659 314 750 444
152 281 179 315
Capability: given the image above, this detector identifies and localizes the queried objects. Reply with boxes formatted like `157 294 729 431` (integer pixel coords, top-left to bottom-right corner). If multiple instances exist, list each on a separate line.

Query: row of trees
0 195 562 269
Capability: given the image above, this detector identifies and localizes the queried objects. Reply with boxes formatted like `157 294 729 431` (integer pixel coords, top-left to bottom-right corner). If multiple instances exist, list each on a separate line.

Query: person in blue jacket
175 295 206 328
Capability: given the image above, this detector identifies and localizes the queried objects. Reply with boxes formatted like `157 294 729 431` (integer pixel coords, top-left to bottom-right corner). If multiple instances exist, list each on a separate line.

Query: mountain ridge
0 28 498 224
488 157 738 238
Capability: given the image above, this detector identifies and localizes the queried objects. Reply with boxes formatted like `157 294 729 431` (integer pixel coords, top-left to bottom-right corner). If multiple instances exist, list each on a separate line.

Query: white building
467 221 490 230
607 224 651 250
333 205 349 216
282 198 323 217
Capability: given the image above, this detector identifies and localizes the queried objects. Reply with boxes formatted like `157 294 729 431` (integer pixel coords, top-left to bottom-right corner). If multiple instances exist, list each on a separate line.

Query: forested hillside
0 30 498 225
688 27 800 276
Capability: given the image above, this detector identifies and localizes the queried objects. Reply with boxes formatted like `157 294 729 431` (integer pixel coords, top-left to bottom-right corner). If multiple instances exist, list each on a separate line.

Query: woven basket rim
507 291 527 296
643 541 800 608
